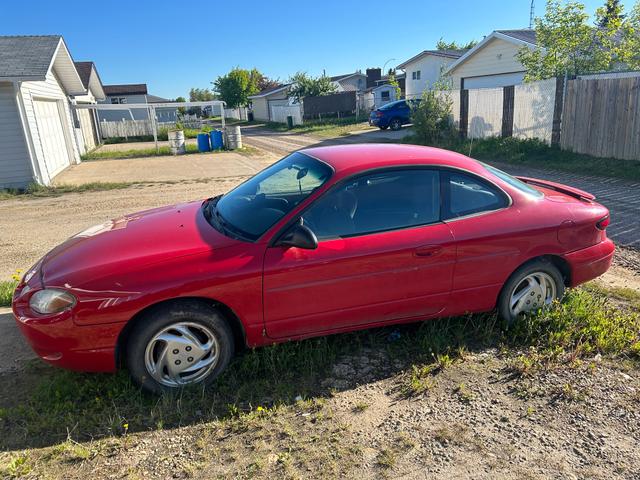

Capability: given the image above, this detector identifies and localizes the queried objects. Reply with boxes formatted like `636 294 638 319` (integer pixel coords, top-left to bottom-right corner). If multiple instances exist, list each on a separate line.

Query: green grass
1 287 637 452
0 181 141 200
0 280 18 307
408 135 640 182
81 143 201 160
263 115 373 138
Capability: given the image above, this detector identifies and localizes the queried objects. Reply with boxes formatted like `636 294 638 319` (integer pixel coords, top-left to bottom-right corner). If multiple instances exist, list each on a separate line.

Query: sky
1 0 608 99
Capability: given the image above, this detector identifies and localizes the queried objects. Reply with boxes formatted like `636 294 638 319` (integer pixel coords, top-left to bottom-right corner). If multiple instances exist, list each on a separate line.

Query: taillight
376 111 383 117
596 215 610 230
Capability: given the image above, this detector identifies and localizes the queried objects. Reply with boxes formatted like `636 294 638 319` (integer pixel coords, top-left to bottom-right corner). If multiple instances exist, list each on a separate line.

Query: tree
188 88 216 102
387 71 402 100
436 38 478 50
287 72 337 102
213 67 262 108
257 75 280 92
624 1 640 69
518 0 610 80
174 96 186 115
597 0 625 27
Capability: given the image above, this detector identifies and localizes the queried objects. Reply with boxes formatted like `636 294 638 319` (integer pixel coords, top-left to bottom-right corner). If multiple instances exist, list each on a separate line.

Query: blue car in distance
369 99 419 131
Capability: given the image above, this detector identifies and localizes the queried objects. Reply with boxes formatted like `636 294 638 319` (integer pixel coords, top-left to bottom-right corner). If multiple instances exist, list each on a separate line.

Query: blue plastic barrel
210 130 224 150
197 133 211 152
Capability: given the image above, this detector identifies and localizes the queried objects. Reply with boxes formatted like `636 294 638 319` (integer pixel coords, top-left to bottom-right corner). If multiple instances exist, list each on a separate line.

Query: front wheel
126 301 234 394
497 259 565 325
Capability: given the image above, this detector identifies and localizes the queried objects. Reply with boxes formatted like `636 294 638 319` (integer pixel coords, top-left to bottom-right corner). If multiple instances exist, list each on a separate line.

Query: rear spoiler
516 176 596 201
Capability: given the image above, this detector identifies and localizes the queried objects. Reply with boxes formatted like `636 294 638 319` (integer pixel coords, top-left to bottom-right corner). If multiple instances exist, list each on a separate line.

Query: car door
396 101 411 123
262 168 456 339
440 169 519 315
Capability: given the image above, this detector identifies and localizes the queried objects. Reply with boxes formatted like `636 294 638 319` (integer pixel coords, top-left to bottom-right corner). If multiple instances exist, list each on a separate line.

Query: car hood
41 200 240 288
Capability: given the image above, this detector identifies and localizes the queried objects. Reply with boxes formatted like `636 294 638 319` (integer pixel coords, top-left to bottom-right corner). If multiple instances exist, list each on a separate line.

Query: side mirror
276 219 318 250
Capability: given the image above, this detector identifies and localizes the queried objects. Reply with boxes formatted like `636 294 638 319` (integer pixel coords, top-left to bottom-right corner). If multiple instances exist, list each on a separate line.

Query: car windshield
482 163 543 198
211 152 332 240
379 100 405 110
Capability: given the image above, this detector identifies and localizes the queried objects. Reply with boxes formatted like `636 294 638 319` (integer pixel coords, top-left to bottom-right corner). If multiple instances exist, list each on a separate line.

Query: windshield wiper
203 196 229 235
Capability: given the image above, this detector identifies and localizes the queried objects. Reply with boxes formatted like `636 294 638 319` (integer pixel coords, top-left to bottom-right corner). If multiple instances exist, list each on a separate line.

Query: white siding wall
20 70 80 185
251 90 290 121
0 82 33 189
98 94 149 121
404 55 457 99
450 38 526 89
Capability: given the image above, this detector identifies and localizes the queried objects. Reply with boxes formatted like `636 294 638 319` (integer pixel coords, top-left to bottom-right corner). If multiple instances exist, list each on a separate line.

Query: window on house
110 97 127 104
381 90 390 100
412 71 421 80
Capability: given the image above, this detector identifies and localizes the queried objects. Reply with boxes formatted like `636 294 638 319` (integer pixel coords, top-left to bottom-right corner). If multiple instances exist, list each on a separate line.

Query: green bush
410 90 456 145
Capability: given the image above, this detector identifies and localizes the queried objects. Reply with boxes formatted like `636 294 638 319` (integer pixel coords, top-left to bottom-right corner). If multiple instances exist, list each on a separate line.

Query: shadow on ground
0 312 500 451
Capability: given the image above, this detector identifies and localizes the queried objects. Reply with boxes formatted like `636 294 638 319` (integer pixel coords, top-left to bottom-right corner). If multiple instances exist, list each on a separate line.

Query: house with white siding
445 29 537 89
72 61 105 153
330 72 367 92
98 84 177 122
0 35 86 189
397 50 465 98
248 84 292 122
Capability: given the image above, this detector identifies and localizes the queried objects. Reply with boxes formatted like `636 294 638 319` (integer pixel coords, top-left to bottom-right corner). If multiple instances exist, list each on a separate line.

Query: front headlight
29 289 77 315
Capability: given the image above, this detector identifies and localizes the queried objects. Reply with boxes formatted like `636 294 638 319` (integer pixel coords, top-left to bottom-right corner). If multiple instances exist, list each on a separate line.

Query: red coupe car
13 144 614 393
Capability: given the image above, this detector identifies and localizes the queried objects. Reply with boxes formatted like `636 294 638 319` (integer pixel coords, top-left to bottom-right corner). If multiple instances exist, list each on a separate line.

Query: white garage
445 30 537 91
33 99 74 178
0 35 86 189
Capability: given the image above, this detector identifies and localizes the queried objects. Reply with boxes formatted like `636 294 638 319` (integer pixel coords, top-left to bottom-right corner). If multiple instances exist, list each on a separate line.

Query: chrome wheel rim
509 272 557 317
144 322 219 388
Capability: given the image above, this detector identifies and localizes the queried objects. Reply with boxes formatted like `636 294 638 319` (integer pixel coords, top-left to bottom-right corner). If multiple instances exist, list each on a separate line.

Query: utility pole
529 0 535 29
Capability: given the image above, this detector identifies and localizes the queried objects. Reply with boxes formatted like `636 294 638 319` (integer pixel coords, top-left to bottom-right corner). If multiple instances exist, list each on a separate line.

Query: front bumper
564 238 615 287
12 287 121 372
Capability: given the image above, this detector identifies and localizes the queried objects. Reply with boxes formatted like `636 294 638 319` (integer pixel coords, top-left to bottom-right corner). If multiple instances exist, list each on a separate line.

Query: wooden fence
561 76 640 160
454 73 640 161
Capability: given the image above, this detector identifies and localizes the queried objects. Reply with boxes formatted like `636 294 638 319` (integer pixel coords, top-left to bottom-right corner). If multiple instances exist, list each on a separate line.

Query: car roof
300 144 487 178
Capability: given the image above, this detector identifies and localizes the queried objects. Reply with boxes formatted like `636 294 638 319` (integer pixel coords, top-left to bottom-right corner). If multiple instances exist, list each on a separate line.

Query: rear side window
443 171 508 219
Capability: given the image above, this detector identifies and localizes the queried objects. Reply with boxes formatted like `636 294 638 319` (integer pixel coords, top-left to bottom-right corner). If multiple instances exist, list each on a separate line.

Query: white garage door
33 99 72 178
268 99 290 120
463 72 526 90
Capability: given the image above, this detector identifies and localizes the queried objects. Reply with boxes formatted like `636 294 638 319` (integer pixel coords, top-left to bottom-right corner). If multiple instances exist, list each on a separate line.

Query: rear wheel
390 118 402 131
497 259 564 325
126 301 234 394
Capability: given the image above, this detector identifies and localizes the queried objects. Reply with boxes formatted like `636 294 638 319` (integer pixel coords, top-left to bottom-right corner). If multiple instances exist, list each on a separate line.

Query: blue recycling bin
197 133 211 152
210 130 224 150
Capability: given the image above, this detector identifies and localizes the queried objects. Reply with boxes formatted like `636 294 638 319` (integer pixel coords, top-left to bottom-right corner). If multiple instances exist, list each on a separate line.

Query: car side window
302 169 440 240
443 171 507 219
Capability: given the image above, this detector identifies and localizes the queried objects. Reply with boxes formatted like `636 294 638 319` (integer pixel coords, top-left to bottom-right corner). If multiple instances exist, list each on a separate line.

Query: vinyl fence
270 105 303 125
512 78 556 143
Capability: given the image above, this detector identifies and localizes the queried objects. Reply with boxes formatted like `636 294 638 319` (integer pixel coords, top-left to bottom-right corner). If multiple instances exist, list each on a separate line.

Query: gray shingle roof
0 35 62 79
74 61 93 88
103 84 148 95
496 29 537 45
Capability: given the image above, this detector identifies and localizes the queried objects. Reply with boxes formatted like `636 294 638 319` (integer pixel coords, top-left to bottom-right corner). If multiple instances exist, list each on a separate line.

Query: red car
13 144 614 393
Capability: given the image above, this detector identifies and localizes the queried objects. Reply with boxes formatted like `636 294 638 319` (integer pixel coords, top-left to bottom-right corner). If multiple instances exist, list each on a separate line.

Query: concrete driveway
55 150 276 185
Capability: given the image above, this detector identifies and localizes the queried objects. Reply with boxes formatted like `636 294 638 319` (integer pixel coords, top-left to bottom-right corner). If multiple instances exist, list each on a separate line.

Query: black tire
379 125 389 130
497 259 565 325
126 300 234 394
389 118 402 131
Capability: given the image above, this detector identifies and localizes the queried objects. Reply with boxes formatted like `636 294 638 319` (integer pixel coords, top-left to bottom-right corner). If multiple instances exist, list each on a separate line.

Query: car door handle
415 245 442 257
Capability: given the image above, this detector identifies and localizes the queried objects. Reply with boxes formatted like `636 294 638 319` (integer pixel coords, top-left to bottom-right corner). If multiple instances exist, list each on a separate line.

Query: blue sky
2 0 607 99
